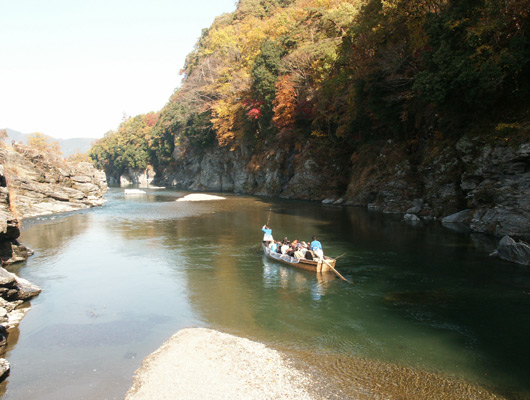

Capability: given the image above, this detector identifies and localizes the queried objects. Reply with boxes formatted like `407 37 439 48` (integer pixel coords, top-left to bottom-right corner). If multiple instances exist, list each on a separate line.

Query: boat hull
262 243 337 272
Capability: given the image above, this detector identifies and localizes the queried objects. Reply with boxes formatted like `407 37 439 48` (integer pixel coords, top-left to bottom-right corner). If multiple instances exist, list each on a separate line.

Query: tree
67 151 91 164
27 132 62 155
273 74 297 130
89 113 157 174
251 40 283 109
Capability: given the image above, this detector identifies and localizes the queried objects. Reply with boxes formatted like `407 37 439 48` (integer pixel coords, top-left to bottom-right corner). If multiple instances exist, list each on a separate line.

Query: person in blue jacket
262 225 273 245
310 235 324 259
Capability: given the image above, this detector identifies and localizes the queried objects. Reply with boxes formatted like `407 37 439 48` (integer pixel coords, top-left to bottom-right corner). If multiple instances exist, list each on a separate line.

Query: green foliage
315 0 530 142
251 40 283 108
236 0 294 20
414 0 530 117
89 113 157 174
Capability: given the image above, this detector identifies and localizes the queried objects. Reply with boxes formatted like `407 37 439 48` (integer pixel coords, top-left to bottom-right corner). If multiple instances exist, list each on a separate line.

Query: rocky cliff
154 135 529 244
107 165 156 187
0 143 108 379
2 144 107 219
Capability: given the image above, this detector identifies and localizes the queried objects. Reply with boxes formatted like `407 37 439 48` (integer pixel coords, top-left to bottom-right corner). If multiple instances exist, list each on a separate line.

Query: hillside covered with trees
90 0 529 239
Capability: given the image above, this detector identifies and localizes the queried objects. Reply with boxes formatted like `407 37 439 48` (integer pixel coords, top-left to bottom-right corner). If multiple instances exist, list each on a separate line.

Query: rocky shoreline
0 143 108 381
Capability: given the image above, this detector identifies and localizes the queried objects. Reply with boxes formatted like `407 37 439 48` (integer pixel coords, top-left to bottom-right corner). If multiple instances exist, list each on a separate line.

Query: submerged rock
492 236 530 266
404 213 421 223
441 209 473 224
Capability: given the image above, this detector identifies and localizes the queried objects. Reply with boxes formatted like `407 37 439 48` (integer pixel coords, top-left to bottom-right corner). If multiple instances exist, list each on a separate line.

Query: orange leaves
211 99 245 147
272 75 297 130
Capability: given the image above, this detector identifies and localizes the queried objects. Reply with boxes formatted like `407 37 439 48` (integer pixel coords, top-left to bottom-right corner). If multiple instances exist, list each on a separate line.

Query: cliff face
158 142 346 199
154 135 529 241
344 136 530 241
0 165 33 266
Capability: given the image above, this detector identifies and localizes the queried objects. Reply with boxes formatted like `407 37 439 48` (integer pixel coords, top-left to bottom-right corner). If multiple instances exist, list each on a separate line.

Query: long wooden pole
321 257 354 285
266 208 272 225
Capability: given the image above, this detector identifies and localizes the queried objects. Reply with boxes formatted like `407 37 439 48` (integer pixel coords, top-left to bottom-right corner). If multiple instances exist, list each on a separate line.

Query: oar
321 256 354 285
266 208 272 226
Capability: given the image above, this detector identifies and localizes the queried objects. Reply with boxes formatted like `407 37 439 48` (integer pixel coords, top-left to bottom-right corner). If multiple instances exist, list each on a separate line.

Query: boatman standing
262 225 273 245
310 235 324 260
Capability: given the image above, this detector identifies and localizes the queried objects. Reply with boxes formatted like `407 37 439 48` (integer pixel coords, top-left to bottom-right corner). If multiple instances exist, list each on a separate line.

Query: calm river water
1 188 529 399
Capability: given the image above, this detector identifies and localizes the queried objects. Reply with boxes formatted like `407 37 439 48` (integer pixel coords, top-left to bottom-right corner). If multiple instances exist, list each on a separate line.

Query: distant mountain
5 128 29 143
56 137 96 157
3 128 96 157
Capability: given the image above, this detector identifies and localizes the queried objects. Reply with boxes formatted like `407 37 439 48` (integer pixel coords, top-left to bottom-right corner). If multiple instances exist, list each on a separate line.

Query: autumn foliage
92 0 530 173
273 75 296 130
27 133 62 156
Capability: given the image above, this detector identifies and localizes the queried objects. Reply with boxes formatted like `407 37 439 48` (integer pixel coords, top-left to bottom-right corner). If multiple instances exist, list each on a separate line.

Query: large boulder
492 236 530 266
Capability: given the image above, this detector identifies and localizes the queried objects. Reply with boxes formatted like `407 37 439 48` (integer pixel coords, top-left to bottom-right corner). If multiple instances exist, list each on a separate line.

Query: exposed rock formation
0 357 9 382
0 160 34 266
0 267 42 381
152 135 528 246
158 143 341 199
1 144 107 219
108 166 156 187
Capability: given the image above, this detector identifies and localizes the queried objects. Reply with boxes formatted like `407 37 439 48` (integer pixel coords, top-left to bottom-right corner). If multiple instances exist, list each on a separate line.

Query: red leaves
243 98 265 120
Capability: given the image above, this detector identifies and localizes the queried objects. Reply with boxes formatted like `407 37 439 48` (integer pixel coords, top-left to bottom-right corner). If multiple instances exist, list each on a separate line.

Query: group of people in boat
262 225 324 261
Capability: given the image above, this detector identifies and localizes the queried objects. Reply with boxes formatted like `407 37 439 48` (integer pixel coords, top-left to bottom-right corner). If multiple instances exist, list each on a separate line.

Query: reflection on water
1 188 530 399
262 258 335 300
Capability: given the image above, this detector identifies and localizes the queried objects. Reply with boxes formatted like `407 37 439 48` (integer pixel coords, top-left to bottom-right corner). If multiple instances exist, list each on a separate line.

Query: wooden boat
262 242 337 273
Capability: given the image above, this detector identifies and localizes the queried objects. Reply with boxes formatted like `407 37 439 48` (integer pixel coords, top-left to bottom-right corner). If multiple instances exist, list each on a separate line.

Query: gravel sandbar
125 328 315 400
176 194 226 202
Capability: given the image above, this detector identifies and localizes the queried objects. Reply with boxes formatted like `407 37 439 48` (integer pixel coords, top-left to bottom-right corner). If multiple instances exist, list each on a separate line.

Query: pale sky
0 0 236 139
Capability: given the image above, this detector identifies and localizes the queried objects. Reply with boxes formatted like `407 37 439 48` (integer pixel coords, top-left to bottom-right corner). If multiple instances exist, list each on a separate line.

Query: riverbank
127 328 509 400
0 143 108 382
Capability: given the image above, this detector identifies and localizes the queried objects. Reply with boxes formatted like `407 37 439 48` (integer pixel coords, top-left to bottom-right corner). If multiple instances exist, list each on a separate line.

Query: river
1 188 529 399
